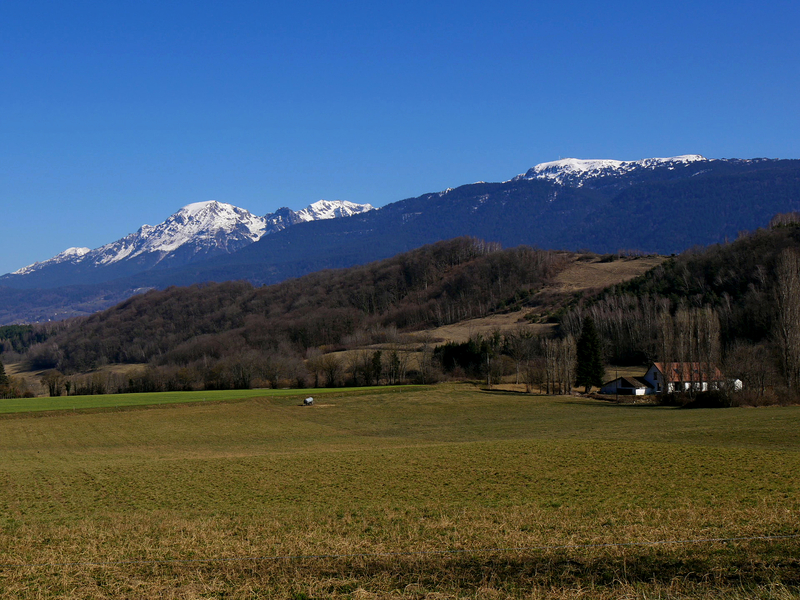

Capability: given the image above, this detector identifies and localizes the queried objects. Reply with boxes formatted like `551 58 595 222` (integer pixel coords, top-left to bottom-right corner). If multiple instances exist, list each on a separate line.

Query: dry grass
552 255 665 293
425 314 555 344
6 362 149 397
5 362 49 396
420 255 663 344
0 383 798 598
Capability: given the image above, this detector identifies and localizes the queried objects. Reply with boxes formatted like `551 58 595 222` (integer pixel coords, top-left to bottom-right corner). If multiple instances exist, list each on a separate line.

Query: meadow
0 386 417 415
0 383 798 599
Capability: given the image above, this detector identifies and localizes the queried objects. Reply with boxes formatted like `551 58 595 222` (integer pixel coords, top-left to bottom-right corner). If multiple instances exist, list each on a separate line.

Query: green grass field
0 383 798 598
0 385 420 414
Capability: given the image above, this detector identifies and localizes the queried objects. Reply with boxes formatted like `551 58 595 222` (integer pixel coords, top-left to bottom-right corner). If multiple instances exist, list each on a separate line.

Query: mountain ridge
2 155 799 324
6 199 374 282
516 154 708 186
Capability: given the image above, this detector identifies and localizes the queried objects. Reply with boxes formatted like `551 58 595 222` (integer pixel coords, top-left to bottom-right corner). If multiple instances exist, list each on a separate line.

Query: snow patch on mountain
9 199 374 276
294 200 374 222
13 247 92 275
86 201 268 267
517 155 708 186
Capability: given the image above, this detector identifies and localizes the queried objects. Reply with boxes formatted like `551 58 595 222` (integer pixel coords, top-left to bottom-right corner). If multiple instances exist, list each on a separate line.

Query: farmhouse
645 362 742 394
600 362 743 396
599 376 650 395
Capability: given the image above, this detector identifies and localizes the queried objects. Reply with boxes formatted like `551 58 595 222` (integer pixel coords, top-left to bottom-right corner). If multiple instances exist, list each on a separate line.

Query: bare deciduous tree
321 354 343 388
305 347 324 388
725 341 774 398
506 327 533 386
775 248 800 392
40 370 65 397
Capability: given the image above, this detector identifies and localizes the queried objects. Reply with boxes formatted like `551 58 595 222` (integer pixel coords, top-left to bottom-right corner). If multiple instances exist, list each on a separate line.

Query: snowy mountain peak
7 198 375 276
294 199 375 222
80 201 270 268
178 200 255 223
13 247 92 275
181 200 221 216
519 155 708 186
150 201 268 250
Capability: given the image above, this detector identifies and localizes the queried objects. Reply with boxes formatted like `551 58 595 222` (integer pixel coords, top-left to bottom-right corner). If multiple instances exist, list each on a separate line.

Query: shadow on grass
152 543 800 594
476 387 535 396
560 399 670 409
476 387 669 409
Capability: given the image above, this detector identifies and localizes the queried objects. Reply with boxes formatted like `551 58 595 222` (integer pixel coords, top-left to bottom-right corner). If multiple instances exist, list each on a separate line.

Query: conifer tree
0 360 8 387
371 350 382 385
575 316 605 393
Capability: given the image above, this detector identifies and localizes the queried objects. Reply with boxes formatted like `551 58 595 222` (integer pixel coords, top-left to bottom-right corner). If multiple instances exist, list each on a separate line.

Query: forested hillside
560 214 800 403
9 219 800 404
12 238 568 392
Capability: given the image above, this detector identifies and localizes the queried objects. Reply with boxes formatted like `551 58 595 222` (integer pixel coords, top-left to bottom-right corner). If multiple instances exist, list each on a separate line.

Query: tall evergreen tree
575 316 605 393
371 350 382 385
0 360 7 386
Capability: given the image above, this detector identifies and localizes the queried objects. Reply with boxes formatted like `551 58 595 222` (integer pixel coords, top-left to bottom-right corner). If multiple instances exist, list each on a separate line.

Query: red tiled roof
653 362 724 383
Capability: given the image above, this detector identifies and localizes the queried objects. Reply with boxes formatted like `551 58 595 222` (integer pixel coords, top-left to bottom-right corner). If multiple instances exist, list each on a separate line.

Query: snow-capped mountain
12 247 92 276
9 199 374 278
13 201 267 275
4 155 800 324
91 201 269 267
516 154 708 187
262 200 374 235
295 199 374 222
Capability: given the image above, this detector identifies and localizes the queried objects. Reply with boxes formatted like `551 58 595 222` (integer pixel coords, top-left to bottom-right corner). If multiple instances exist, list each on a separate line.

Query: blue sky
2 0 799 275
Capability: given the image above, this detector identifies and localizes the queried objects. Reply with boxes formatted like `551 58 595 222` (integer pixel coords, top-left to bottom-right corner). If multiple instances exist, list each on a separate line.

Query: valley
7 3 798 597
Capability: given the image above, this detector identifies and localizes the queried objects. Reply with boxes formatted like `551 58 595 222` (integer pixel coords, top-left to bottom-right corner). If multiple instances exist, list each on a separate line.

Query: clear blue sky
2 0 799 275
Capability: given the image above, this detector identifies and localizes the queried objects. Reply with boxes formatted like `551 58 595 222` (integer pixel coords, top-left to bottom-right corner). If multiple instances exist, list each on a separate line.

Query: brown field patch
419 255 663 344
425 312 556 344
553 254 665 292
6 362 149 396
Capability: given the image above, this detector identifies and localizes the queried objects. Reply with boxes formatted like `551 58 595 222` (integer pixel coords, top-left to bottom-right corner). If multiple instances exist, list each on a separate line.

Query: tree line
434 329 581 395
6 238 569 395
559 218 800 404
12 220 800 403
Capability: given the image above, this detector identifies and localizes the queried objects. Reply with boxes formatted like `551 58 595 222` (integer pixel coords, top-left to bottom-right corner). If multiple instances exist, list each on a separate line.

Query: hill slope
552 219 800 400
22 239 568 375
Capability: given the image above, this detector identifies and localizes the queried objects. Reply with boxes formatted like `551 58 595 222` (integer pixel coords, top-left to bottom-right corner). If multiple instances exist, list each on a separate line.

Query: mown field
0 384 798 599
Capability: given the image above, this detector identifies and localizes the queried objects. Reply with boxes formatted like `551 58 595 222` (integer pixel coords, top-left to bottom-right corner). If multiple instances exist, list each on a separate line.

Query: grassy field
0 385 417 415
0 383 798 599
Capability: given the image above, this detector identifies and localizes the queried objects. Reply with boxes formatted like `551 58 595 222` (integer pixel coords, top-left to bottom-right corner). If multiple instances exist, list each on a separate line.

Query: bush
27 343 62 370
434 338 486 378
680 390 732 409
